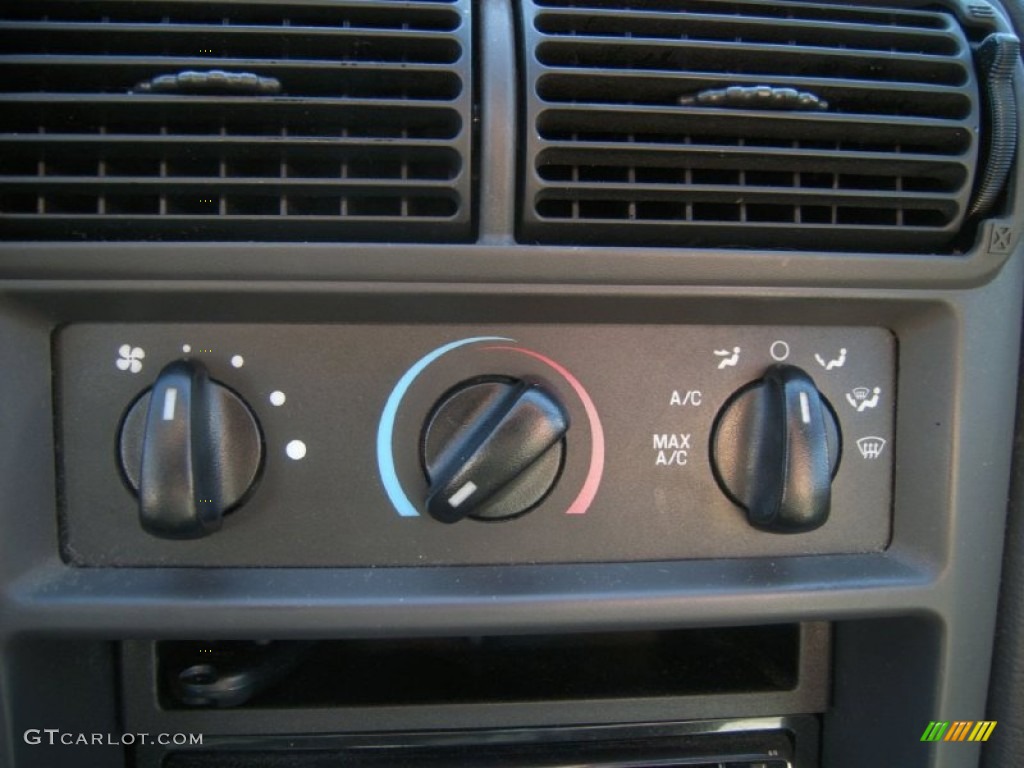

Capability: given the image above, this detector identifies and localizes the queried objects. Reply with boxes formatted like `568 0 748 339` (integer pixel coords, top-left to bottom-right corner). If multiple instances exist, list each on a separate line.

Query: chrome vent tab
521 0 982 252
0 0 472 242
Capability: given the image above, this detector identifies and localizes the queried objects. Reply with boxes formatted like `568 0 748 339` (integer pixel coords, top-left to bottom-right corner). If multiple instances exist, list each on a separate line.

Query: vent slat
537 143 969 184
0 56 463 99
6 177 459 195
537 71 973 119
522 0 980 251
0 0 473 242
536 37 968 86
534 7 961 53
3 0 462 27
539 182 958 211
0 135 461 175
538 103 971 129
535 34 962 68
0 21 459 38
0 54 459 72
0 93 460 110
538 67 971 95
1 98 464 141
0 135 457 150
537 106 972 154
0 23 463 64
0 216 463 242
533 0 950 29
538 141 965 166
0 94 464 137
1 215 461 223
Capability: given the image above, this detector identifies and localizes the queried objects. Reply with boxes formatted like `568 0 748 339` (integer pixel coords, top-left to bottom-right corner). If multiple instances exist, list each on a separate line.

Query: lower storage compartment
156 624 806 711
120 623 828 767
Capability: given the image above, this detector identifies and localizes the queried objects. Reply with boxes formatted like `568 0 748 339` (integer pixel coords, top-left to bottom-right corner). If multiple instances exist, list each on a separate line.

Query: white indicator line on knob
162 388 178 421
448 481 478 509
799 391 811 425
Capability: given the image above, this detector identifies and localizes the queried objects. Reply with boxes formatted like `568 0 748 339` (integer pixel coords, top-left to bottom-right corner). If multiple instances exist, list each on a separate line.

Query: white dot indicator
231 355 244 368
182 344 192 353
269 391 287 407
286 440 307 460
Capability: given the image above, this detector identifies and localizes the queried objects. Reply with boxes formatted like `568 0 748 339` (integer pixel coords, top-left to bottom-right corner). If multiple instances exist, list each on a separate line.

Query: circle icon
770 340 790 361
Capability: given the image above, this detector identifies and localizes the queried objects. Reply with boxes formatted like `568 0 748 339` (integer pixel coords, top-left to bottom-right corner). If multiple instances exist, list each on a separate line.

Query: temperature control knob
118 359 263 539
711 364 841 533
421 377 569 523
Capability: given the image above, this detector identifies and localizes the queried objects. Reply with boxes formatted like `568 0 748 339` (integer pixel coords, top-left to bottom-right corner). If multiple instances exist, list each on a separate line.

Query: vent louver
521 0 981 252
0 0 472 242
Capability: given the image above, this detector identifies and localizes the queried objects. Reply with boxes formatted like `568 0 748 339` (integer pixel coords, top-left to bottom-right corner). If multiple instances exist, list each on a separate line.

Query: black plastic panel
1 3 1023 768
1 266 1021 768
157 626 803 709
139 719 818 768
519 0 982 251
57 324 895 566
0 0 474 242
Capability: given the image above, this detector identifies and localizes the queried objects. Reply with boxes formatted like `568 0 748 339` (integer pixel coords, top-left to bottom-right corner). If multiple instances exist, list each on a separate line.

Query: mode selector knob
118 358 264 539
421 377 570 523
711 364 841 533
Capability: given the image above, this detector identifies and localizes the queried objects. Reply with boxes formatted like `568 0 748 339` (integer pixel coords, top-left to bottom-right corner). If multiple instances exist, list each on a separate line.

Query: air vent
521 0 981 251
0 0 472 242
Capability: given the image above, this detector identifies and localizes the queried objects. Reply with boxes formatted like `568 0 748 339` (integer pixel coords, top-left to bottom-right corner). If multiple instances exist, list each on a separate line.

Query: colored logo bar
921 721 997 742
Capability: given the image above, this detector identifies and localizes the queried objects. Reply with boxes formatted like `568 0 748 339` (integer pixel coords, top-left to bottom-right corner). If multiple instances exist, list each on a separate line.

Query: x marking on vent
990 226 1014 253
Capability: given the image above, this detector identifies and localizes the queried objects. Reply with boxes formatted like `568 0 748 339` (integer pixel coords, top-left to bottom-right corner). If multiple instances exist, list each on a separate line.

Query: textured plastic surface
519 0 981 251
57 324 895 566
422 379 569 522
0 2 1022 768
711 364 842 533
0 272 1019 768
139 624 823 719
0 0 475 242
119 359 264 538
982 329 1024 767
132 718 819 768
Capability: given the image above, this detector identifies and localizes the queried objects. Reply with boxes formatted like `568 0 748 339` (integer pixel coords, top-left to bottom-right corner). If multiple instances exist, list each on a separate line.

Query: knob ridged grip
119 359 263 539
711 364 841 533
421 378 569 523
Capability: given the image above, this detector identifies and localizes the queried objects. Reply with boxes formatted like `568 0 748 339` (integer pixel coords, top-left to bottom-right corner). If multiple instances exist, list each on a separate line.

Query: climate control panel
57 324 895 566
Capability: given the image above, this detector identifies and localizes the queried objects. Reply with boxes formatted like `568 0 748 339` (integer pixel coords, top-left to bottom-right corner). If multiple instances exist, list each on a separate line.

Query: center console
2 0 1024 767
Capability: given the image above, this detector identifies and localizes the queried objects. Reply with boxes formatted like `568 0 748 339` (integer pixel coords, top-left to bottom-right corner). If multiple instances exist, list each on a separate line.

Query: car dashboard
2 1 1024 767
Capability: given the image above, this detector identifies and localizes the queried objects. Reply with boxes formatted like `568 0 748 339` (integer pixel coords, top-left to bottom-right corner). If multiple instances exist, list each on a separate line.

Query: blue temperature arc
377 336 513 517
